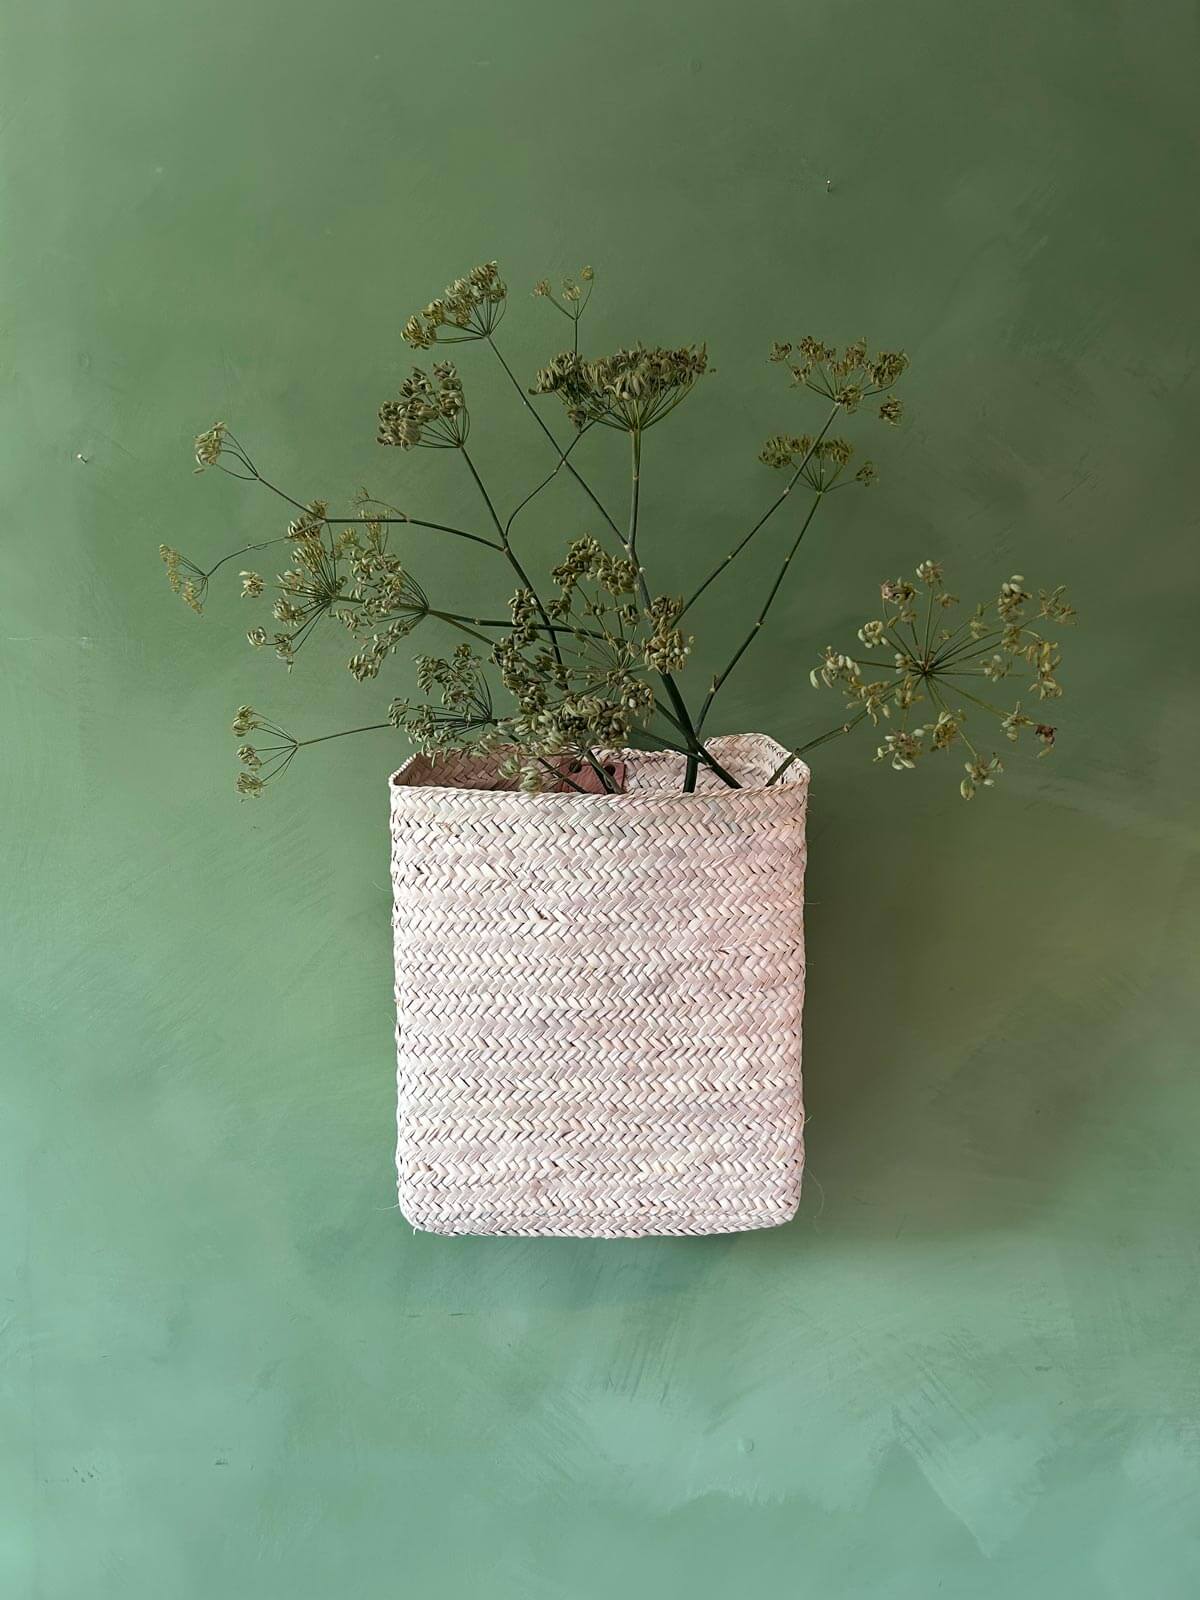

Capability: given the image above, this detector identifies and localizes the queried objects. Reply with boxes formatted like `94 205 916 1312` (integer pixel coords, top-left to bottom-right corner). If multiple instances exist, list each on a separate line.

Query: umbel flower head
532 266 596 334
757 433 877 490
389 643 497 753
192 421 263 481
532 343 709 432
193 421 230 471
768 336 910 422
402 262 507 349
159 544 209 613
811 561 1075 799
341 522 431 681
377 362 468 450
758 335 908 485
533 264 594 305
228 707 303 797
241 510 352 669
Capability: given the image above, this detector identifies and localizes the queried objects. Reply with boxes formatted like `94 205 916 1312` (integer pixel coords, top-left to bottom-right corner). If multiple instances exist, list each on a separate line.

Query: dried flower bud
533 343 708 433
960 756 1002 800
378 364 468 450
160 545 208 612
876 728 925 770
194 422 228 470
402 262 507 347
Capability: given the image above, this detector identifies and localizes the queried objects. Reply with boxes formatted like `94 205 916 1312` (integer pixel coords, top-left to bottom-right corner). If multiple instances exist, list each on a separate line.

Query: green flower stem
459 445 562 666
442 619 684 706
922 585 937 662
932 632 1004 669
581 750 621 793
296 722 394 749
428 611 495 647
503 424 593 540
539 757 588 794
927 616 974 660
426 619 688 746
431 612 521 630
203 538 291 579
624 432 655 628
927 680 983 761
488 338 728 793
622 431 732 793
462 442 618 789
635 729 694 757
679 407 839 619
699 747 742 787
486 335 625 543
298 704 587 796
222 448 500 552
653 699 689 737
698 491 826 732
350 516 501 552
627 428 643 570
935 679 1012 720
766 706 874 786
626 428 697 786
635 729 741 788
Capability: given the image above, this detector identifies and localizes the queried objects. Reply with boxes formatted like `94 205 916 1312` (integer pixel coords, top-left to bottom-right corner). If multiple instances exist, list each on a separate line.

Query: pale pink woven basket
389 733 809 1238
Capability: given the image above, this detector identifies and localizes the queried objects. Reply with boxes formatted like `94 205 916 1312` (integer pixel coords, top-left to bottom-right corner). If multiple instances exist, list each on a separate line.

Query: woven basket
389 733 809 1238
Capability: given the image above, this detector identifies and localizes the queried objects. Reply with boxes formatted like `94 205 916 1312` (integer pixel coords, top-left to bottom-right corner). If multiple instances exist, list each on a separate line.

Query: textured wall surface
3 2 1199 1595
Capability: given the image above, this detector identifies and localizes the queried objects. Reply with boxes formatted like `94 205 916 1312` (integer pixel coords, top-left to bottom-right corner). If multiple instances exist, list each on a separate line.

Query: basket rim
389 731 809 807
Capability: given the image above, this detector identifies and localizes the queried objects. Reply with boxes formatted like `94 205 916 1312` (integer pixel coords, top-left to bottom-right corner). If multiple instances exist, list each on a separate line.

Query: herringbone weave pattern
389 734 808 1237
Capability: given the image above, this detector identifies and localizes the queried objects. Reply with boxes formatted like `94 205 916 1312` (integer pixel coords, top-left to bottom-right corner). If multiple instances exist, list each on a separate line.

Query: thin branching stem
298 722 393 749
933 632 1005 670
766 705 877 786
486 335 625 542
466 338 728 788
219 446 500 551
503 424 593 539
680 407 839 618
459 444 562 668
699 492 826 731
428 611 494 647
621 431 736 792
204 538 290 578
538 757 588 794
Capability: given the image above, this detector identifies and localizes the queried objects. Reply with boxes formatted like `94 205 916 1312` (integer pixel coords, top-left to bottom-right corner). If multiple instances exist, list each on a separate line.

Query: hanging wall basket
389 733 809 1238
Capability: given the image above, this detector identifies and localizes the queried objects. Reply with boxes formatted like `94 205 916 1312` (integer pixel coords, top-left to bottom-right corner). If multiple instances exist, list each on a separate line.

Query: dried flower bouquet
164 261 1075 802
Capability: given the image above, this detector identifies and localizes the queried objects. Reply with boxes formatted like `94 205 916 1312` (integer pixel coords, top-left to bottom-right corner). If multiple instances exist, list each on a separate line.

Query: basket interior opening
391 735 806 797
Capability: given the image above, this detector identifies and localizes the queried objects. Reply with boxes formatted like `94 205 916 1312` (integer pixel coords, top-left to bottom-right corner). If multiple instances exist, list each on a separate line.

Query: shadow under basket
389 733 809 1238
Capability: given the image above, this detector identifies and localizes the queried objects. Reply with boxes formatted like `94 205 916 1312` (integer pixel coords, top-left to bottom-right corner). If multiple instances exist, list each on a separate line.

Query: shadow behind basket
389 733 808 1238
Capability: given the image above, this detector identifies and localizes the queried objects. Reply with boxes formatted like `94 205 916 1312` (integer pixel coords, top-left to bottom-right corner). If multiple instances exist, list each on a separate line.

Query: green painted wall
3 1 1198 1594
